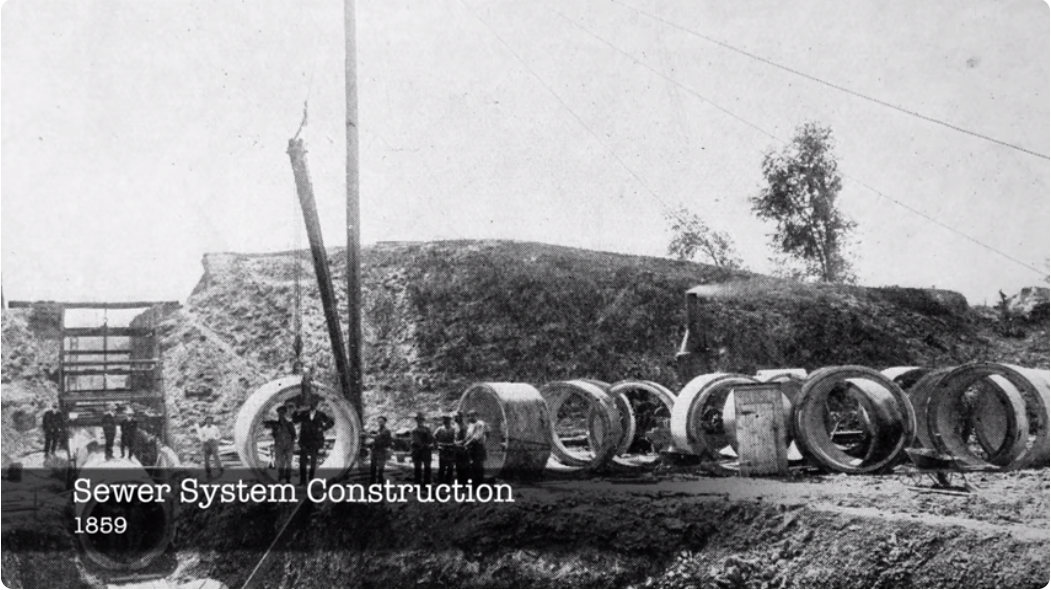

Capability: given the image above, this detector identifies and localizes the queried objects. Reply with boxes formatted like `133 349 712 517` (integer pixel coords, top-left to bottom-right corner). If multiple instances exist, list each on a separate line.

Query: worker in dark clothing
369 416 393 484
120 409 139 460
293 400 334 485
263 406 296 483
101 405 117 460
411 413 434 486
42 404 61 456
453 412 469 484
434 414 457 485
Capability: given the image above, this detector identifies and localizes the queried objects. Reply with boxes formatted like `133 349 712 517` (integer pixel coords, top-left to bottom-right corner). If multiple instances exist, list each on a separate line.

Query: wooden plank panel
734 385 788 476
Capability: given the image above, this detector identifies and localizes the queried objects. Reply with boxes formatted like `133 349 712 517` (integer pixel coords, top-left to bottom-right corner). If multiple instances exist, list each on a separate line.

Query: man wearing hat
369 416 393 484
462 409 488 487
293 399 334 485
197 416 224 479
120 408 139 461
101 404 118 460
410 412 434 485
433 414 457 485
453 411 469 484
42 403 64 457
263 406 296 483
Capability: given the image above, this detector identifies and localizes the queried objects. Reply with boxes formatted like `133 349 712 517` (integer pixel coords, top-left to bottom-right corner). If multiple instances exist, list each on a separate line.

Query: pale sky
2 0 1048 306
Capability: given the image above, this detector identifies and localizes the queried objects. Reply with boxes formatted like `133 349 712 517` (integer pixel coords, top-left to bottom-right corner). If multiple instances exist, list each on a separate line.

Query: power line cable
608 0 1050 161
842 176 1046 275
455 0 692 229
544 3 1047 277
543 4 781 144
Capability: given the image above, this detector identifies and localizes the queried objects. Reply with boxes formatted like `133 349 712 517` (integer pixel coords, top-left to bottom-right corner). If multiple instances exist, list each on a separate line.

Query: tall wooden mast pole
345 0 364 418
288 139 353 404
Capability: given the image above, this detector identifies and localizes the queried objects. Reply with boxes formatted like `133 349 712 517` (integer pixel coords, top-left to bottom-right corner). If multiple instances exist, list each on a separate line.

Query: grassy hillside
3 240 1046 456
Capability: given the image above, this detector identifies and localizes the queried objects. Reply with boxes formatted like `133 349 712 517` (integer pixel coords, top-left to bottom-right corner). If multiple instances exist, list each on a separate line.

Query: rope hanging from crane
291 100 309 375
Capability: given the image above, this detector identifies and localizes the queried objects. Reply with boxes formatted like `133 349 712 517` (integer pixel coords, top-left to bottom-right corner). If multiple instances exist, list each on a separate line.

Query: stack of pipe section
668 367 917 474
234 375 361 483
609 380 677 462
539 380 622 469
904 363 1050 470
457 382 552 478
791 366 916 474
74 453 175 570
671 373 760 457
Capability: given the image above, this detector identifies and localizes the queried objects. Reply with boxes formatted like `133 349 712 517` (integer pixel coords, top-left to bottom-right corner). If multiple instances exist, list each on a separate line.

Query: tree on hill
751 122 857 283
665 207 743 269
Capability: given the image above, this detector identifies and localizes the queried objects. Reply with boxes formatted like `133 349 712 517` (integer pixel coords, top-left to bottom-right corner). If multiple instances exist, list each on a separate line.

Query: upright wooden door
734 384 788 476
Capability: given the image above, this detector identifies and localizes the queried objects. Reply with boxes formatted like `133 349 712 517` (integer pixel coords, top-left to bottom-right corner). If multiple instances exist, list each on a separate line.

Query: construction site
2 1 1049 589
2 240 1049 588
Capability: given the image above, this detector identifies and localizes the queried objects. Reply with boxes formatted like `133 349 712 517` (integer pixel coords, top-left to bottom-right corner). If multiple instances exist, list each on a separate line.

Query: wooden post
344 0 364 419
288 139 354 405
733 384 789 476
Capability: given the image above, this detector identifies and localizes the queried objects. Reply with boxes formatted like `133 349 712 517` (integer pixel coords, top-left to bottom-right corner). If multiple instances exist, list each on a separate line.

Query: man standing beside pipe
462 409 488 487
197 416 224 479
263 406 296 483
434 414 456 485
411 412 434 486
293 399 334 485
369 416 393 484
453 412 469 484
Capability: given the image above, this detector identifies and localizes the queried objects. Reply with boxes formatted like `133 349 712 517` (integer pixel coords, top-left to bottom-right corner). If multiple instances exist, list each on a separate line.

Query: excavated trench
164 479 1049 589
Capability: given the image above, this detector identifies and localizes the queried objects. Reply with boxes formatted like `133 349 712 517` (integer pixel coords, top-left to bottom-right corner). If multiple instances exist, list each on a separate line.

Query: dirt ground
2 433 1048 588
157 464 1049 589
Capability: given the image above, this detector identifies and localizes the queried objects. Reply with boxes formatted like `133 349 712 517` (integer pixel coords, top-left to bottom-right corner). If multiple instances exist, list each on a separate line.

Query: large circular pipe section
671 373 759 456
793 366 915 474
540 380 622 469
74 454 174 571
234 375 361 483
577 380 634 456
457 382 551 478
882 367 932 394
915 363 1048 470
609 380 676 459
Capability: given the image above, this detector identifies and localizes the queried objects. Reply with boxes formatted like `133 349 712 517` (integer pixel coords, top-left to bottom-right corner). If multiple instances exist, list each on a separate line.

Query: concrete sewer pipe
74 452 175 571
908 363 1049 470
792 366 916 474
608 380 677 461
234 375 361 483
881 366 933 394
540 380 623 469
671 373 760 456
457 383 552 478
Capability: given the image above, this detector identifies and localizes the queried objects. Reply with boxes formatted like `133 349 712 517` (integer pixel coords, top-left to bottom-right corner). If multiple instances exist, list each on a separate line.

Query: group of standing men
251 399 334 485
42 403 139 461
368 409 488 487
100 405 140 461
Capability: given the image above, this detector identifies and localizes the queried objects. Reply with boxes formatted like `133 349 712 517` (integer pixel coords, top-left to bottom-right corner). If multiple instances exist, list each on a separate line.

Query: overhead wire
607 0 1050 161
541 3 1047 277
454 0 695 231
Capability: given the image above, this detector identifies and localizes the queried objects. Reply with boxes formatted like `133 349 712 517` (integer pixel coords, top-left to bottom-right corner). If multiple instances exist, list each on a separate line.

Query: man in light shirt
462 409 488 487
197 416 224 479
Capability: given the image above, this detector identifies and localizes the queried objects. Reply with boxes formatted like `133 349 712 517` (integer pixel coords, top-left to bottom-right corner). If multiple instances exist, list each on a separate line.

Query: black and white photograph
1 0 1048 588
